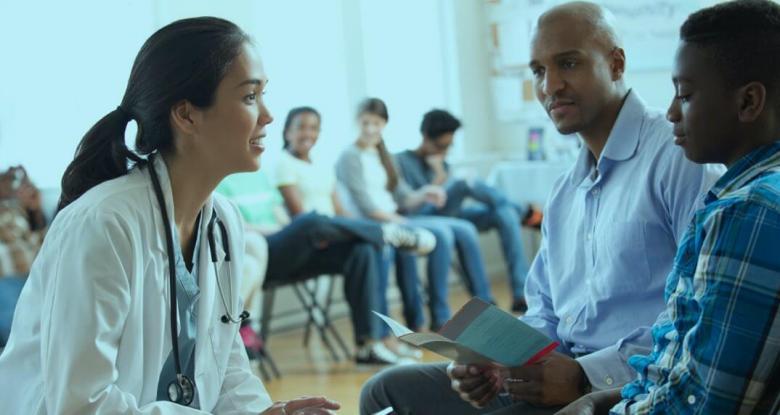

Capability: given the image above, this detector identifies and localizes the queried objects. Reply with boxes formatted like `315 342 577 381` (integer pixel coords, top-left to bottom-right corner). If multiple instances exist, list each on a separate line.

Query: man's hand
424 155 446 171
446 362 502 408
424 155 448 185
554 389 623 415
261 396 341 414
502 351 588 407
420 185 447 208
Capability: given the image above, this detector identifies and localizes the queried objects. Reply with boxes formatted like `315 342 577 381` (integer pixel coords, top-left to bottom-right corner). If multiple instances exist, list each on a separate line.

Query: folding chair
260 273 352 375
294 276 351 360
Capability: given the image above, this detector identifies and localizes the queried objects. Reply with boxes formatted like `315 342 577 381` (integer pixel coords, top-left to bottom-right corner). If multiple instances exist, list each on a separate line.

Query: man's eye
676 94 691 103
561 60 576 69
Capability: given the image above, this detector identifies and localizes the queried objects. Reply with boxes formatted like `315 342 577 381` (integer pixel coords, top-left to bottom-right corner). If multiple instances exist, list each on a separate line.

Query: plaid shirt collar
705 141 780 203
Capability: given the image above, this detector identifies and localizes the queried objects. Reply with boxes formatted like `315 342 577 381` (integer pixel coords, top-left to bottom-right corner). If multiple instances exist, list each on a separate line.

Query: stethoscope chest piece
168 374 196 406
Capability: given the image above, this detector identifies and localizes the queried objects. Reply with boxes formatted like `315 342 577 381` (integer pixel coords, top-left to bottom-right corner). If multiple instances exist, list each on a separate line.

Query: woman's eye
243 93 257 104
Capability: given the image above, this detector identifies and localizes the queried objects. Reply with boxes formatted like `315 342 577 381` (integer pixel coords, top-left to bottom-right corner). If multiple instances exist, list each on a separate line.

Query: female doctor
0 17 339 414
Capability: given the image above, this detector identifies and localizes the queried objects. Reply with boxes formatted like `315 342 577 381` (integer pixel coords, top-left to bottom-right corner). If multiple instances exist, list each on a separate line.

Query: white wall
487 0 725 158
0 0 474 187
0 0 155 187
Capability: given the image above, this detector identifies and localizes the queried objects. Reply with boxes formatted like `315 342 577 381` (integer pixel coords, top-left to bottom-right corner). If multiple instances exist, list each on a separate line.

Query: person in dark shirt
395 109 542 312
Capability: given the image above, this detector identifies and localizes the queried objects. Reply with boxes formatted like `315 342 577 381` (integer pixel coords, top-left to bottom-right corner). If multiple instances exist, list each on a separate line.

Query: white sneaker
395 343 424 360
381 223 436 255
356 342 417 366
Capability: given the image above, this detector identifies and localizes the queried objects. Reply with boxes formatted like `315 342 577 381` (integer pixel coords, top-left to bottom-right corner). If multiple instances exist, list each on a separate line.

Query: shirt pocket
595 220 651 295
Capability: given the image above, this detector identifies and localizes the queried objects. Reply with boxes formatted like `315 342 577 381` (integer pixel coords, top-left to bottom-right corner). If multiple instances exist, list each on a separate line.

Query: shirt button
687 395 696 405
605 376 614 386
566 316 574 325
591 188 600 196
586 233 593 241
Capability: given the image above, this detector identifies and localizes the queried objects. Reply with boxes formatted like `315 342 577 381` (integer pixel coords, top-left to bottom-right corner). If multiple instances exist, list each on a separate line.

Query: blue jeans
0 276 26 348
375 247 426 338
417 179 530 301
402 216 494 329
265 213 382 344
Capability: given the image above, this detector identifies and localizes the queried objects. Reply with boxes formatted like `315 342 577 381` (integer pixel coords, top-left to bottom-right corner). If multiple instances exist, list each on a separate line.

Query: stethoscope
148 160 249 406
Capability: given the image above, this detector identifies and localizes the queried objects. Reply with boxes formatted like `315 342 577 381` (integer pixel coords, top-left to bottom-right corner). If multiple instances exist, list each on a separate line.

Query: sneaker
511 297 528 313
395 343 423 360
521 205 543 230
356 342 416 366
239 325 263 353
382 223 436 255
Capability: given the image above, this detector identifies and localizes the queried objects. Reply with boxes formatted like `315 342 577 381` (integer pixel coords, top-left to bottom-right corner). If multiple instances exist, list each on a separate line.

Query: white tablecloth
486 161 572 207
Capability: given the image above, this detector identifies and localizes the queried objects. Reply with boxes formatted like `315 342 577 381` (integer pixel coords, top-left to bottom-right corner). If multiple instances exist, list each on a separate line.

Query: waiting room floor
260 278 517 414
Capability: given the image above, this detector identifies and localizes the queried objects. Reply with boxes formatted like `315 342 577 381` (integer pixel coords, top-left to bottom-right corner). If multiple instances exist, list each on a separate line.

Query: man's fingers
508 363 543 382
466 377 498 402
505 379 543 403
448 363 485 380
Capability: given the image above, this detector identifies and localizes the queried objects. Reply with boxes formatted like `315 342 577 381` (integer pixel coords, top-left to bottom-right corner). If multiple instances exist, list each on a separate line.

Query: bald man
359 2 722 414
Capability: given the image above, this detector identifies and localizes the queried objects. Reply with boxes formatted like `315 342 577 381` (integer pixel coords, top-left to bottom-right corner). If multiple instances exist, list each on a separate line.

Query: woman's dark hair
357 97 398 192
282 106 321 150
57 17 251 211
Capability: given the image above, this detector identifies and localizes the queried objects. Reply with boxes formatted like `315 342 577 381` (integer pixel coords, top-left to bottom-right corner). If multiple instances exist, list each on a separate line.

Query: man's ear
609 47 626 81
736 82 767 123
170 100 197 136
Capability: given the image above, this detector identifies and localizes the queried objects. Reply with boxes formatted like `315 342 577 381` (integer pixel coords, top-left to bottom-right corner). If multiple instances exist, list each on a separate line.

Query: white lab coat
0 156 273 414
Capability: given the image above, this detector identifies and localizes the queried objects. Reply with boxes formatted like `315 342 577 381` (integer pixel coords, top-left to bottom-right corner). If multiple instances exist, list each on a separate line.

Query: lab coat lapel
195 198 225 407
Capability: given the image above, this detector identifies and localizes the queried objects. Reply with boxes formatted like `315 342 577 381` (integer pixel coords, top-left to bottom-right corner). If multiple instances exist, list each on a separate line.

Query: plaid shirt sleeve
621 198 780 414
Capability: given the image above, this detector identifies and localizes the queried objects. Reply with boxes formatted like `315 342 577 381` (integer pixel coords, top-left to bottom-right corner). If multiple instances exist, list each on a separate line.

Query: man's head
529 2 626 137
418 109 461 156
668 0 780 166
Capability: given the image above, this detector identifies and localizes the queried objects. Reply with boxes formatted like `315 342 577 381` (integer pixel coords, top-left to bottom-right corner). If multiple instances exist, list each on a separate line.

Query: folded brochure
373 297 558 366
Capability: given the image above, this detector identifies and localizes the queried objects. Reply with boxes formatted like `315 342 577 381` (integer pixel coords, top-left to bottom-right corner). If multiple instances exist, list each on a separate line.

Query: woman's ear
170 100 197 136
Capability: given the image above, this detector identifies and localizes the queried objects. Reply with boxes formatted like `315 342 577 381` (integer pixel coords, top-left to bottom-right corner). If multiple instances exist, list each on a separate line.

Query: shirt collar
706 141 780 202
571 89 646 183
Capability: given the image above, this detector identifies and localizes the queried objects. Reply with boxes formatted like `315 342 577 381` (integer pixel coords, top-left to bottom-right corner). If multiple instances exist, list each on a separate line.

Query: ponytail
376 139 399 192
57 107 143 211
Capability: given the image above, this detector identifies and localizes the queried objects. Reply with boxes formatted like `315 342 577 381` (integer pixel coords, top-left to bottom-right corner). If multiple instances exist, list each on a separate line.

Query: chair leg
322 276 352 359
257 287 284 379
257 357 271 381
292 282 341 362
259 345 281 379
301 279 319 347
260 288 276 343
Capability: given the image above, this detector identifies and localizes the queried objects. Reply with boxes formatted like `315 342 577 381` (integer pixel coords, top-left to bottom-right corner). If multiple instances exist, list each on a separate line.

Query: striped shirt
613 142 780 414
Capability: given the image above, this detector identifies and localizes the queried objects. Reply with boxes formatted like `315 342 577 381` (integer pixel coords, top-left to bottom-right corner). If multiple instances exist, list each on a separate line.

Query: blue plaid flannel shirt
612 142 780 414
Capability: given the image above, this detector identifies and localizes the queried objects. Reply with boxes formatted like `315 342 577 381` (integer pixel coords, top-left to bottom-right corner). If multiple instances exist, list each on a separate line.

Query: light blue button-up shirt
521 90 724 390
